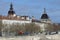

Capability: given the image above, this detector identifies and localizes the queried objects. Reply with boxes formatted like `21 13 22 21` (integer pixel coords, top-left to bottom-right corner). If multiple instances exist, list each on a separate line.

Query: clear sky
0 0 60 23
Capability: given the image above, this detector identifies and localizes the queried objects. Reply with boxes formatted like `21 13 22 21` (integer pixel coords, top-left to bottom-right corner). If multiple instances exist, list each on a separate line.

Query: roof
0 15 30 21
8 3 15 15
41 8 49 19
41 13 49 19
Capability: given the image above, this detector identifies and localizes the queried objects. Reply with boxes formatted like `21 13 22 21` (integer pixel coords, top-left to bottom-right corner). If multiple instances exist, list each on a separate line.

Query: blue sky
0 0 60 23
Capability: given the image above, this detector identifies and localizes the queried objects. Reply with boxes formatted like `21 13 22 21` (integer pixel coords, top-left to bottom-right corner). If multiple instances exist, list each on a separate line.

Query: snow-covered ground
0 34 60 40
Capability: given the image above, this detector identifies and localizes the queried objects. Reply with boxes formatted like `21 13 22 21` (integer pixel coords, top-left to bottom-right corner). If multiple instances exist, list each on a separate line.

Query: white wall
34 22 48 32
2 20 31 25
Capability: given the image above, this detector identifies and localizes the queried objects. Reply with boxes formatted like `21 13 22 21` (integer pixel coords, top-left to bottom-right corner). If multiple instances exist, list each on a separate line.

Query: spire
43 8 46 14
10 3 13 11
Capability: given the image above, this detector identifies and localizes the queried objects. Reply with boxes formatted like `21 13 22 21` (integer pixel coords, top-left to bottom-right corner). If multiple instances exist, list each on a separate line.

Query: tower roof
10 3 13 11
41 8 49 19
8 3 15 15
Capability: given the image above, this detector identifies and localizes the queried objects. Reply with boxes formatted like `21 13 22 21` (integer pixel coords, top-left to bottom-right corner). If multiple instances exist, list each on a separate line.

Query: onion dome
8 3 15 15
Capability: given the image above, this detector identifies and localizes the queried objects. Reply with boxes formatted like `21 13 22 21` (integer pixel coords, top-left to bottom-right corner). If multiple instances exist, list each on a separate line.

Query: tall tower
8 3 16 17
40 8 51 23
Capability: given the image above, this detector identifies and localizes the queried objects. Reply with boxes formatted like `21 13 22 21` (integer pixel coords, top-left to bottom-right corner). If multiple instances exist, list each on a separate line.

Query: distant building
0 3 31 25
0 3 52 32
32 8 51 31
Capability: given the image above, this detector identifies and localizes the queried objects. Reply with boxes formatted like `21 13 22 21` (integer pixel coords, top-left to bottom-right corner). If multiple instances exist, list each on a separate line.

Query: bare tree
9 23 25 33
45 23 54 32
0 20 2 31
45 23 60 32
25 23 41 33
2 23 41 35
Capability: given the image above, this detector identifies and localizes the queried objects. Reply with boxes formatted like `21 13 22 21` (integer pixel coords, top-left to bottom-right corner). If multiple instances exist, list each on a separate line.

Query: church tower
8 3 16 17
40 8 51 23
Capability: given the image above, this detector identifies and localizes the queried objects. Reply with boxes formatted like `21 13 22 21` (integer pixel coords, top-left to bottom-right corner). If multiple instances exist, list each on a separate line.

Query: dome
8 3 15 15
41 13 49 19
41 8 49 19
8 11 15 15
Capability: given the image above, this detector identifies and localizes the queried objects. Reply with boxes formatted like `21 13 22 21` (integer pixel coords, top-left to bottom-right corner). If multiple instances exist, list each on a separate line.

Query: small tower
8 3 16 17
40 8 51 23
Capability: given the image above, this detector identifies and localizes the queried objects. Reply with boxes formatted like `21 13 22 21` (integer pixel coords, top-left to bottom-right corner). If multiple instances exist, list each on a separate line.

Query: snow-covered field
0 34 60 40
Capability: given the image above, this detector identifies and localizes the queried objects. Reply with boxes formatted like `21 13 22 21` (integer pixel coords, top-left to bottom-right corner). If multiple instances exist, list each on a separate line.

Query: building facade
0 3 32 25
0 3 52 34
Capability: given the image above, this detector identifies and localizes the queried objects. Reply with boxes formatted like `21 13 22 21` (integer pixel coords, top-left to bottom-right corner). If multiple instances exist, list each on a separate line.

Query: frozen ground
0 34 60 40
